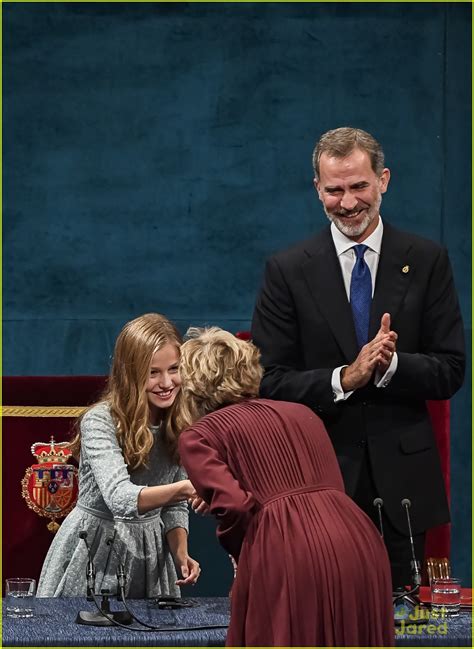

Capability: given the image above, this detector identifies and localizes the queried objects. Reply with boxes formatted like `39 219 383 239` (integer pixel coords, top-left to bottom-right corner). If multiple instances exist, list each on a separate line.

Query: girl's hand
175 554 201 586
177 479 196 499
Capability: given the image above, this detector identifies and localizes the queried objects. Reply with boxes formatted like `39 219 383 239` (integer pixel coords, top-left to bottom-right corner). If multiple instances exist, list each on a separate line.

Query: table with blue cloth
2 597 230 647
2 597 472 646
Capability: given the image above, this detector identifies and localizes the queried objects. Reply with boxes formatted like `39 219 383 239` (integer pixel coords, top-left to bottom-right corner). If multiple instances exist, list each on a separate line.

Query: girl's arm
166 527 201 585
137 479 194 513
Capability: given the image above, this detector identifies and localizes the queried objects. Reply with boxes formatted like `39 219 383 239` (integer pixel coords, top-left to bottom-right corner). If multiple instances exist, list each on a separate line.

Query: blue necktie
350 244 372 348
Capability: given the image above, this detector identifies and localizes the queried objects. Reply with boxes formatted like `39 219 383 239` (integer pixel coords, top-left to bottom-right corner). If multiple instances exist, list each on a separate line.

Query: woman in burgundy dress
176 327 394 647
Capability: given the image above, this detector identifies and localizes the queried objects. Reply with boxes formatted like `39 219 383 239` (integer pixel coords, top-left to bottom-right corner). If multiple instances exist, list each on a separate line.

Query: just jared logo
395 605 448 636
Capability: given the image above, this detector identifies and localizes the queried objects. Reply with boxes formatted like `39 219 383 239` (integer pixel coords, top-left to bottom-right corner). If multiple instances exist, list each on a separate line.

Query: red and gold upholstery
2 376 107 584
424 399 451 559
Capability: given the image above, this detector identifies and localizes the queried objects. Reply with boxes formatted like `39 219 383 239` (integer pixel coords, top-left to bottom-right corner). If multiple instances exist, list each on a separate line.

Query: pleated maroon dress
179 399 394 647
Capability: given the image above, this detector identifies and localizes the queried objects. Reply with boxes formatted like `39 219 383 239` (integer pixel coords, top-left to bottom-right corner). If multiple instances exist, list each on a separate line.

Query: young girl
37 313 200 598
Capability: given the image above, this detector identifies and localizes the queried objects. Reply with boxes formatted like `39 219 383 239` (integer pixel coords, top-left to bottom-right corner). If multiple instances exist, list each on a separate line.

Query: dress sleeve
179 426 260 560
80 406 144 518
161 465 189 535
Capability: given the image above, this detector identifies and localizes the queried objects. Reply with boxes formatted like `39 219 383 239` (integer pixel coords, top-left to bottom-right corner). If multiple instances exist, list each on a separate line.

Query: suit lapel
301 229 359 362
369 222 414 339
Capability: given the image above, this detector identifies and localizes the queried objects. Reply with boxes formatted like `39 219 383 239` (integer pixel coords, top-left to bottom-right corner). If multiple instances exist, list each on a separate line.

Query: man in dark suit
251 127 465 588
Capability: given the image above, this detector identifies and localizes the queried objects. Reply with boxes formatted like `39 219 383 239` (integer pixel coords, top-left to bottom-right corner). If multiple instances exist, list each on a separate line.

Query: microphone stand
401 499 422 587
105 535 228 631
75 530 133 626
372 497 384 538
77 589 134 627
75 531 228 631
392 499 422 620
370 498 420 612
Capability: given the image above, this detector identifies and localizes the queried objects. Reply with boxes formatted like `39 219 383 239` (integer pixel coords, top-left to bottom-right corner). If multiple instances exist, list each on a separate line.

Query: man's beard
324 193 382 238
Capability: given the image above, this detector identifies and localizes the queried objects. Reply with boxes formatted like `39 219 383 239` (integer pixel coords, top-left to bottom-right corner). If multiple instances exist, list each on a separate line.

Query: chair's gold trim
2 406 86 417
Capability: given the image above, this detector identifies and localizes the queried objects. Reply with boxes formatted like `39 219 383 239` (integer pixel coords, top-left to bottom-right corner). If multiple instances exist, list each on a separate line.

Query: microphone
372 498 384 538
74 533 226 631
100 535 225 632
76 530 132 627
79 530 96 597
104 535 173 630
401 498 421 588
106 534 126 591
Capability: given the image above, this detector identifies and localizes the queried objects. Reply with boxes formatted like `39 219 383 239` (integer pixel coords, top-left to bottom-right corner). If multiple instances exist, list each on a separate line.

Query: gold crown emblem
22 435 78 533
31 436 73 464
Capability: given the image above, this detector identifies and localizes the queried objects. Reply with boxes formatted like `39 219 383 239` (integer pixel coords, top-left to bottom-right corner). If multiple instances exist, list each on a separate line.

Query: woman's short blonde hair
176 327 263 429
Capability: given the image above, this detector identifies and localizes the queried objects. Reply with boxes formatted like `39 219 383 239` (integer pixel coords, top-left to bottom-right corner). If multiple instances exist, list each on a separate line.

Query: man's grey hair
312 127 385 180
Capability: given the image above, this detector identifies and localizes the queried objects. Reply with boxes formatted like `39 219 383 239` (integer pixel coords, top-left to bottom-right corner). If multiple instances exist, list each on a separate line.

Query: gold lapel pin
402 265 410 274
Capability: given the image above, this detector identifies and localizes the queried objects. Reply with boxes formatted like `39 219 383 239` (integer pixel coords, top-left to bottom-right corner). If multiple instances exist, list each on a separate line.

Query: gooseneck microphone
104 535 196 631
105 534 127 592
75 530 228 631
401 498 421 588
372 498 384 538
79 530 96 597
103 535 228 632
76 530 133 627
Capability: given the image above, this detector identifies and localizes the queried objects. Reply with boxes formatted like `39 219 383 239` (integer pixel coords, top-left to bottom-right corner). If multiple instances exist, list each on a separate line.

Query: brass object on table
426 557 451 583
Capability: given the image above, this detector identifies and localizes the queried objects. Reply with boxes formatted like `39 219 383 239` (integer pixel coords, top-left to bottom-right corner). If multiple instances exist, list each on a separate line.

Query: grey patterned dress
37 403 189 598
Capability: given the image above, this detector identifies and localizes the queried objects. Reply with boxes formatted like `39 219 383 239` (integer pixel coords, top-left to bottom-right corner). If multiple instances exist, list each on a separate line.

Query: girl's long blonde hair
172 327 263 433
70 313 182 469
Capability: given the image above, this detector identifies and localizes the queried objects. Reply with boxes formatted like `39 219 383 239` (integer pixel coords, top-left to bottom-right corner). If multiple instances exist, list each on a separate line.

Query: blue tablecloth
2 596 230 647
2 596 472 646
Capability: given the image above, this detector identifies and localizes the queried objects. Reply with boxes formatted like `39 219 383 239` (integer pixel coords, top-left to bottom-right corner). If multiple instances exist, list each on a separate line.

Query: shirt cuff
162 503 189 535
332 366 354 402
374 352 398 388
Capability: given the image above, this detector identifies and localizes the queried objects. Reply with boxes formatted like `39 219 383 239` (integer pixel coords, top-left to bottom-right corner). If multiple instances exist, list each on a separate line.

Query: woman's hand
188 494 210 515
175 554 201 586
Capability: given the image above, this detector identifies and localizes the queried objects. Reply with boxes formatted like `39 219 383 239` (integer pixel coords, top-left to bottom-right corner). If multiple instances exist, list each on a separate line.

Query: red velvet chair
2 376 107 585
424 400 451 559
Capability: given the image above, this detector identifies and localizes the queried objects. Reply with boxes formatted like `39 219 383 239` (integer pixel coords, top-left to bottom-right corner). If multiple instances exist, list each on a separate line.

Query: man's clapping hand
341 313 397 392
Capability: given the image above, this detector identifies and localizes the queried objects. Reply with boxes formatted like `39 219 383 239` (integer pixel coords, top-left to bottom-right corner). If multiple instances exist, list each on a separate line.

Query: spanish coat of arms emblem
21 436 79 532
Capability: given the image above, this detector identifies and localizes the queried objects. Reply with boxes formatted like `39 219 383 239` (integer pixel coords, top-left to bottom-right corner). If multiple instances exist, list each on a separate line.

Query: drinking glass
5 578 36 618
431 577 461 616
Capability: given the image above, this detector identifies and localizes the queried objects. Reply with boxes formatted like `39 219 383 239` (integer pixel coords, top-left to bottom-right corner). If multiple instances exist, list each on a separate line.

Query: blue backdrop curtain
3 2 471 592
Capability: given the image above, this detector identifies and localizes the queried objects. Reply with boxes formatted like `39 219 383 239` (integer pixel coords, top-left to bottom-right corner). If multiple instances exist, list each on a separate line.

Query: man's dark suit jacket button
357 440 367 448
